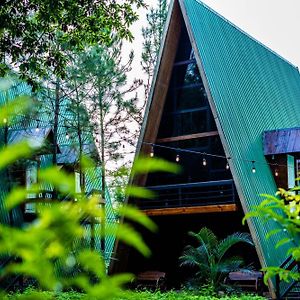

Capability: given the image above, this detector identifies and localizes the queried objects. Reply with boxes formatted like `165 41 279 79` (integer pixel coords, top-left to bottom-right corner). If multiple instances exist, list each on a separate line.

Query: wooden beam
133 0 182 188
109 0 181 276
156 131 218 143
142 204 238 216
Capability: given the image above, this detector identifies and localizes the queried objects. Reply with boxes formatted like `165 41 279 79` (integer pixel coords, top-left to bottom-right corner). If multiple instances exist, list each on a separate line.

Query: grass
7 289 266 300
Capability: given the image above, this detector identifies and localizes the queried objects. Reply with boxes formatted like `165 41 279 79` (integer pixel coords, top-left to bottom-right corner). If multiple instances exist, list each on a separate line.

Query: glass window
287 155 296 189
25 162 38 214
173 63 201 87
75 171 81 193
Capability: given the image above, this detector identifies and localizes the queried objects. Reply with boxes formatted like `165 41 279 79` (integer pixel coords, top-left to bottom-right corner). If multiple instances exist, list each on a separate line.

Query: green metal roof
180 0 300 271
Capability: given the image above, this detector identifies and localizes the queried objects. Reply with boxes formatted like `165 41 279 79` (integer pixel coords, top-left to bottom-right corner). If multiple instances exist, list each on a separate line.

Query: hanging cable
142 141 289 170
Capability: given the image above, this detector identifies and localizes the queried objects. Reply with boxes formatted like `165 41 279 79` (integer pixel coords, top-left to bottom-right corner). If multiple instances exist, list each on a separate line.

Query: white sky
117 0 300 171
128 0 300 81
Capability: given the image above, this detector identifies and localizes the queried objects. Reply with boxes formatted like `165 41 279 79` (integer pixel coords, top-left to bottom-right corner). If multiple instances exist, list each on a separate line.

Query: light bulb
202 158 207 166
176 154 180 162
275 169 279 177
3 118 7 124
150 146 154 158
226 162 229 170
66 133 70 140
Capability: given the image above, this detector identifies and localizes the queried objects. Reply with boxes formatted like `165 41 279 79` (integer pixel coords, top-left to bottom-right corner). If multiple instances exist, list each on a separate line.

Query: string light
275 169 279 177
35 123 40 132
3 118 7 124
142 142 289 172
176 154 180 162
66 132 70 140
150 145 154 158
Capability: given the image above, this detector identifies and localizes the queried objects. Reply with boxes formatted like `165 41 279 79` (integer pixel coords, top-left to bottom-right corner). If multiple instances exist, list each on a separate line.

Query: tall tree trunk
52 78 60 165
52 78 60 199
99 86 106 254
74 80 85 193
4 92 13 225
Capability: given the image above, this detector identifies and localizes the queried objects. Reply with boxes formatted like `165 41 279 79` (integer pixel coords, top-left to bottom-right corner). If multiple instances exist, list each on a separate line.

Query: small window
25 162 38 214
287 155 296 189
75 171 81 193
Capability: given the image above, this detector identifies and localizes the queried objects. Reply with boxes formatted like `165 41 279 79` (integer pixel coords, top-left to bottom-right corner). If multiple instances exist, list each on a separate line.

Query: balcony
139 180 237 214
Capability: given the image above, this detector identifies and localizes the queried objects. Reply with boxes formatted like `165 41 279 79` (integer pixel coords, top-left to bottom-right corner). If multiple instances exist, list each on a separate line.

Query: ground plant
6 289 266 300
179 227 254 291
244 186 300 284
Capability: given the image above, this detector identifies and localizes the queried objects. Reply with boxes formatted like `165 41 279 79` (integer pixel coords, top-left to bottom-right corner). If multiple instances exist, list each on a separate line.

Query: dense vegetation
6 289 266 300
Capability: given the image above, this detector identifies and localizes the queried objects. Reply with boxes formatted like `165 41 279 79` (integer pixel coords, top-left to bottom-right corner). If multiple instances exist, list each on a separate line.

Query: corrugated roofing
180 0 300 275
57 143 97 165
263 127 300 155
0 82 116 267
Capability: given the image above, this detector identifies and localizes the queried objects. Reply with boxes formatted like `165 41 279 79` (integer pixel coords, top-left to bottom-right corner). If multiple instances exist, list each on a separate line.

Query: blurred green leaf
0 141 33 169
125 185 155 199
104 223 151 257
77 249 106 279
5 185 39 211
132 156 180 175
0 95 32 127
39 167 76 194
116 205 157 232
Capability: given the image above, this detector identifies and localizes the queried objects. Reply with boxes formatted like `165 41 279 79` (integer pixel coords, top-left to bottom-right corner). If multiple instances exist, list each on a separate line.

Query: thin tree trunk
99 86 106 254
4 92 13 225
52 78 60 199
74 80 85 193
52 78 60 165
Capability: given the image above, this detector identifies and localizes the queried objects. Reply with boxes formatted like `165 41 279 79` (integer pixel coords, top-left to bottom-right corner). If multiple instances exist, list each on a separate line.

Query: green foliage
0 95 156 299
8 289 265 300
179 227 254 290
141 0 168 101
244 187 300 284
0 0 145 86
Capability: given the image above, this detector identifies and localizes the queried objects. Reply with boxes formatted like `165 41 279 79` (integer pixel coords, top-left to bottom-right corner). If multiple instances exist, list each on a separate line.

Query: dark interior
126 210 260 288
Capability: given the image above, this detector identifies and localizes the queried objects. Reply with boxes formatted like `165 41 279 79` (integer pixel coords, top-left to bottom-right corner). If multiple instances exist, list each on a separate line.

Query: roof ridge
192 0 299 70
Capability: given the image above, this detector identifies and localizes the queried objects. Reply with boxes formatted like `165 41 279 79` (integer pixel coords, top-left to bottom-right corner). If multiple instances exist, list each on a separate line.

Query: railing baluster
142 180 235 209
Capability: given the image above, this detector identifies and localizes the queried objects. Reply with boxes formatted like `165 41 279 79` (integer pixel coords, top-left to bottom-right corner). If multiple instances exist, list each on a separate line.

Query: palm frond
216 232 253 262
217 256 245 274
189 227 218 254
179 245 208 268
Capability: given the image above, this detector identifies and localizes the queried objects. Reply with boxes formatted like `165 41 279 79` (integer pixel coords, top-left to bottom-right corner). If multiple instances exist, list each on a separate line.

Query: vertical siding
182 0 300 270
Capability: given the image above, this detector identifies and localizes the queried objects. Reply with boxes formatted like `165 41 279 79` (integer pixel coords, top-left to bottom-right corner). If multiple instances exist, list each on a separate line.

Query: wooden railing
139 179 236 209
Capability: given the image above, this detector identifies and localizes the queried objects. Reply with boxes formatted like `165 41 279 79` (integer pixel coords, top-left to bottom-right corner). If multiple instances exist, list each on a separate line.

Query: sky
128 0 300 82
118 0 300 168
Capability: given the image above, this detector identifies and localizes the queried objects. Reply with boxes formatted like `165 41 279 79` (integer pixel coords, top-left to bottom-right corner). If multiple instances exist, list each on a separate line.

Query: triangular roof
133 0 300 294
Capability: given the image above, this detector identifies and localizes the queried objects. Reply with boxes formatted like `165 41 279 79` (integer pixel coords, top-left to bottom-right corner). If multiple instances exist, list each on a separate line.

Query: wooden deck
142 203 238 216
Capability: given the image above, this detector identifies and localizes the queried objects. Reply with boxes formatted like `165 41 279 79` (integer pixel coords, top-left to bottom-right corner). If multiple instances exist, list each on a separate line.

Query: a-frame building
111 0 300 297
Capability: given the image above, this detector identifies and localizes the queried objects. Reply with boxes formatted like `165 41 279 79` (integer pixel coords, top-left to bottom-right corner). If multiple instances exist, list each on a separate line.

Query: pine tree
141 0 168 103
